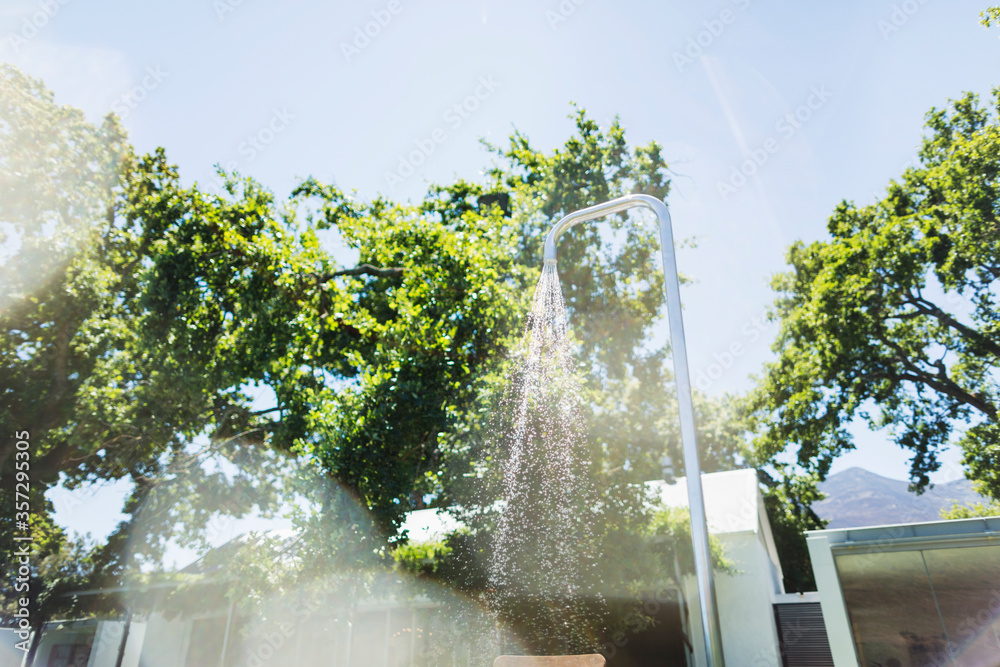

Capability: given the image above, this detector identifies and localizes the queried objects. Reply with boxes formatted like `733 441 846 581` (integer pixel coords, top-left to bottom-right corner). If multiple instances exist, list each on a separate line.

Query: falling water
485 260 604 656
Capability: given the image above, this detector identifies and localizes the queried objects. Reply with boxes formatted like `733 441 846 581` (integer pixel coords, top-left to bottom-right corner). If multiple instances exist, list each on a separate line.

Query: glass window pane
411 608 433 667
835 550 947 666
386 608 415 667
922 545 1000 666
294 613 349 667
186 616 228 666
413 607 460 667
350 610 387 667
222 615 245 667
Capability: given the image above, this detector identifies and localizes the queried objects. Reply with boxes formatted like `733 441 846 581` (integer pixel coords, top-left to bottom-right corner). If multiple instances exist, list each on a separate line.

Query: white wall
20 620 146 667
0 629 27 667
685 530 784 667
87 621 145 667
136 615 187 667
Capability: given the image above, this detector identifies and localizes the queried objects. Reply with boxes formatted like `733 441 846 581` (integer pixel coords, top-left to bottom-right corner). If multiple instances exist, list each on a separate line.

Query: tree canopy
1 63 759 627
747 89 1000 502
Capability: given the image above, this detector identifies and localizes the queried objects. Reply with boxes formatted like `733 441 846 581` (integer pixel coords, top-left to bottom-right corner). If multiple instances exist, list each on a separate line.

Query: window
186 615 229 667
835 545 1000 667
47 644 91 667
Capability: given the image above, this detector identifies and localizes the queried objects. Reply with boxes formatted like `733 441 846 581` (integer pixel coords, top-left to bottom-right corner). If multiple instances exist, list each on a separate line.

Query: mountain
814 467 990 529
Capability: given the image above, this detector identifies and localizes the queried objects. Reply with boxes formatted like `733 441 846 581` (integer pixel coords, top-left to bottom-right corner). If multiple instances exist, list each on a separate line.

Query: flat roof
807 515 1000 552
649 467 763 534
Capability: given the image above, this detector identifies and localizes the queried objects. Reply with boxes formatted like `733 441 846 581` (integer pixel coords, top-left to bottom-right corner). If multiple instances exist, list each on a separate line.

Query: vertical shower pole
543 194 725 667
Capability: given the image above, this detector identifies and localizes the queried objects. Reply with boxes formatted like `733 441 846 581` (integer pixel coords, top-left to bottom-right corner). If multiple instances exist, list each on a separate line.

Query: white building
21 468 830 667
807 515 1000 667
403 468 816 666
653 468 791 667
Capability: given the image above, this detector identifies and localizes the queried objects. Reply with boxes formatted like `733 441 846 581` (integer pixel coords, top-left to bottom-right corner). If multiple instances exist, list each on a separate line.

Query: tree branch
876 333 998 418
43 321 72 433
902 290 1000 359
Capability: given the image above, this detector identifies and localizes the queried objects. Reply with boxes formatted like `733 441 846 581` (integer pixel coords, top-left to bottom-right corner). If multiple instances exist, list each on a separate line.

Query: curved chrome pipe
542 194 668 262
542 194 726 667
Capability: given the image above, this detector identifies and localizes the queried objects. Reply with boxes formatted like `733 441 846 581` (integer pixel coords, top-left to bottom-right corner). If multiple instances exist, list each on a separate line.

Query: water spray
542 194 726 667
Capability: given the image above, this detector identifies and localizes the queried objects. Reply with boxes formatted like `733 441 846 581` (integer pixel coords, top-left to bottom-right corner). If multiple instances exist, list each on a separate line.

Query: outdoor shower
542 194 726 667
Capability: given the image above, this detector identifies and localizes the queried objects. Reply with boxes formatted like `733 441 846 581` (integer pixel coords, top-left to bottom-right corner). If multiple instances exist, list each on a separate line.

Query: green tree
3 67 757 655
0 65 291 524
402 111 760 652
941 494 1000 519
754 466 826 592
0 64 126 557
2 63 518 571
747 90 1000 507
124 105 712 656
433 109 747 491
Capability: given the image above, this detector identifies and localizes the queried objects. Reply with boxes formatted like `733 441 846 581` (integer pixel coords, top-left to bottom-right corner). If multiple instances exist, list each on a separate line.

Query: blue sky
4 0 998 552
